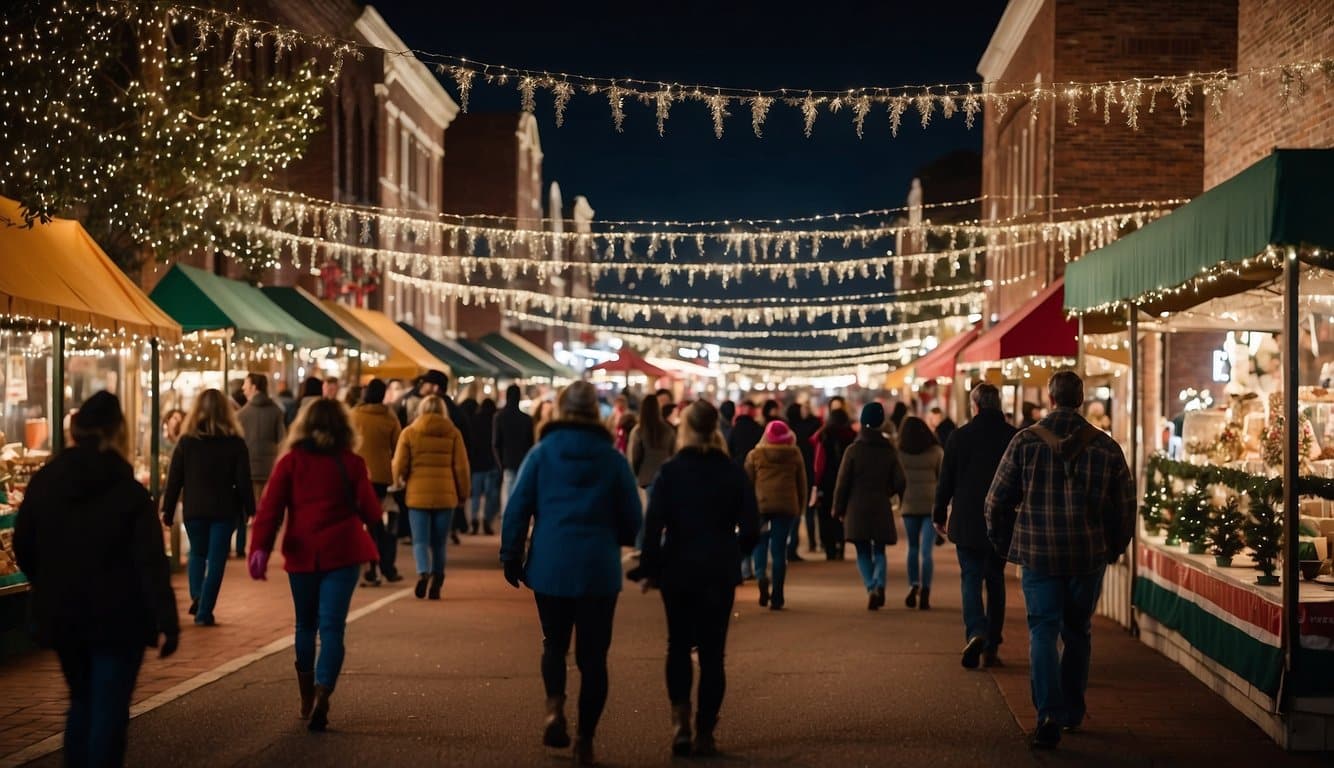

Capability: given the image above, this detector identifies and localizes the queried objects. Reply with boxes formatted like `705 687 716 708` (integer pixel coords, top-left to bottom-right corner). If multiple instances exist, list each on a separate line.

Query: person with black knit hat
15 391 179 766
833 402 907 610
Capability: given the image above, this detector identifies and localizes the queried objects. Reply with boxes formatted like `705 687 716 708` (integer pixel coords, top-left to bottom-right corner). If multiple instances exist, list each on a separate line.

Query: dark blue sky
370 0 1007 350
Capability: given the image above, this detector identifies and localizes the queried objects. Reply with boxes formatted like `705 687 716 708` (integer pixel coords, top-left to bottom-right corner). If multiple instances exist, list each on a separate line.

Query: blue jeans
55 639 144 768
957 546 1007 650
288 565 360 689
903 516 935 588
184 518 235 624
409 508 451 576
753 516 796 603
1021 565 1107 726
470 469 501 525
501 469 518 512
853 540 887 590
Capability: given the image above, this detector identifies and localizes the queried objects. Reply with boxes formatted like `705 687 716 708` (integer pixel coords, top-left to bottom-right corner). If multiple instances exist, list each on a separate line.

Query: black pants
55 637 144 768
534 592 618 739
803 506 819 552
662 585 735 733
818 499 844 558
367 484 399 578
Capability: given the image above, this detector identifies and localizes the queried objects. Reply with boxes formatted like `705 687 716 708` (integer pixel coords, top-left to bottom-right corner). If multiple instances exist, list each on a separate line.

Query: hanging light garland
385 270 984 327
127 2 1333 140
504 309 946 342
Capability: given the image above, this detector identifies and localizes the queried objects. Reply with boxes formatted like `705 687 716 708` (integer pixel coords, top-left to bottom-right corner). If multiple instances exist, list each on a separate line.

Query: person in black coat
493 383 536 511
932 383 1018 669
786 402 821 557
14 391 179 768
161 388 254 626
726 402 764 467
468 398 501 535
630 401 760 758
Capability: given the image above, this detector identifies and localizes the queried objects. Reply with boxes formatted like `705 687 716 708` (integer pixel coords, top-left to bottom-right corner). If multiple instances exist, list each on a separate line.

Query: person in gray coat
833 403 906 611
896 416 944 610
237 373 286 558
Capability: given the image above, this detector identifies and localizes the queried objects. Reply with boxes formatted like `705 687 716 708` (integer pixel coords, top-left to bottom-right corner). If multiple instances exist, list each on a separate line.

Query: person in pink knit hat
743 420 808 610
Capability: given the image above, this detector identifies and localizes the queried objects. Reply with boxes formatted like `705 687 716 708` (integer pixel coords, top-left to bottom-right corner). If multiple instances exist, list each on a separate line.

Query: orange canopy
0 196 180 341
322 302 451 381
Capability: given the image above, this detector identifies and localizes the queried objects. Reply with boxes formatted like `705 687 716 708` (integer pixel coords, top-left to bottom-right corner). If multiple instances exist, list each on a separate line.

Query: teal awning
261 286 362 352
397 322 500 379
480 333 568 379
455 337 523 379
1065 149 1334 314
149 264 326 348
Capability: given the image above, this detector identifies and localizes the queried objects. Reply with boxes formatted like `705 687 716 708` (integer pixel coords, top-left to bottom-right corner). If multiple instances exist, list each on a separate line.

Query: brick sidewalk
982 570 1327 764
0 552 409 763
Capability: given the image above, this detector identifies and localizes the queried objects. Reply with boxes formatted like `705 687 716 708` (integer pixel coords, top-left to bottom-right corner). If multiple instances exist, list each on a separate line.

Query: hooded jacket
493 387 535 471
500 421 642 597
834 429 907 544
898 444 944 518
350 403 401 486
236 391 286 483
933 409 1017 550
251 440 382 573
727 416 765 466
15 446 179 648
393 413 471 510
744 440 808 518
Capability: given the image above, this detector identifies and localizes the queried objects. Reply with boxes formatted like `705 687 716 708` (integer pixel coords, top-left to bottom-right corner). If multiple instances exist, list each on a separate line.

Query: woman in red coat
248 398 381 732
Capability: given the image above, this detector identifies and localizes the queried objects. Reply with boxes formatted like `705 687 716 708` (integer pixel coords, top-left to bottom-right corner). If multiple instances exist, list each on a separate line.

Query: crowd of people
13 368 1134 765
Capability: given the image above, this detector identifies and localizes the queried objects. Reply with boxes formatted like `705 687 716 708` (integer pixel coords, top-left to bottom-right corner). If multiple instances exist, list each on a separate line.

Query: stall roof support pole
52 326 65 454
1128 307 1141 637
150 339 160 502
1282 247 1300 690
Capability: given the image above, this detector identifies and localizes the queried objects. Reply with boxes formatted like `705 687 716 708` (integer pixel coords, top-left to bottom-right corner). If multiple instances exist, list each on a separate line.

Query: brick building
977 0 1239 426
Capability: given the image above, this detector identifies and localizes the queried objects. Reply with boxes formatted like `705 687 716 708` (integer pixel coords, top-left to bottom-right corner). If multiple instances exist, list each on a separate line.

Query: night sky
369 0 1009 352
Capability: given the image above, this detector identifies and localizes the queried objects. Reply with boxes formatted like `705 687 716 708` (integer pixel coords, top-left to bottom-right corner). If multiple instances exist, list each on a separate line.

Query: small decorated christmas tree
1140 465 1172 535
1208 493 1246 566
1175 488 1212 554
1243 494 1283 586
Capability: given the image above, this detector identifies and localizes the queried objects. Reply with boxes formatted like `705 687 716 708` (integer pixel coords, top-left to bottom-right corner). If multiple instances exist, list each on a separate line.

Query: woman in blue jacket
500 381 642 767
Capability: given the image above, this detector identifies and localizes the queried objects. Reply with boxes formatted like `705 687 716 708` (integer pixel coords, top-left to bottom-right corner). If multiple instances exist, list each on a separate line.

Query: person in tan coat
393 395 470 600
350 379 403 585
744 420 808 610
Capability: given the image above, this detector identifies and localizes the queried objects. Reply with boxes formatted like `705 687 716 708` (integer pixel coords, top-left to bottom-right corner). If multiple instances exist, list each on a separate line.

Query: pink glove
247 550 269 581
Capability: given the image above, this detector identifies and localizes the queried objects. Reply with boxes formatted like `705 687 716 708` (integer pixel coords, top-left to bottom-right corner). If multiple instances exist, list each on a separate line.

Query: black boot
308 684 332 732
428 572 444 600
919 587 931 610
470 520 480 535
573 736 595 766
483 521 495 536
415 574 429 599
694 715 718 757
757 577 770 607
296 665 315 720
670 702 693 756
905 586 919 608
543 696 571 748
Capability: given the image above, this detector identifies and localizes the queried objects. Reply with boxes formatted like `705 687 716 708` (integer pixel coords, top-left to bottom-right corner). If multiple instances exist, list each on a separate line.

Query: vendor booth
0 197 181 596
322 302 451 383
149 264 326 410
1065 149 1334 750
397 322 501 384
262 286 387 382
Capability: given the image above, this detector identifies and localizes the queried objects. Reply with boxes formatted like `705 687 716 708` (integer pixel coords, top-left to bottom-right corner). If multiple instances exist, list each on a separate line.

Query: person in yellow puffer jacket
393 395 470 600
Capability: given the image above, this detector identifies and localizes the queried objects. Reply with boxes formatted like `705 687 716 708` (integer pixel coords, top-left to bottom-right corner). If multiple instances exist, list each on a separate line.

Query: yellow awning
0 197 181 341
322 302 450 381
884 365 914 390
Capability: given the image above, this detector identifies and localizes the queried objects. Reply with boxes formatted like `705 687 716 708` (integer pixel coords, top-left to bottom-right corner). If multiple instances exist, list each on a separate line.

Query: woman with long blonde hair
393 395 471 600
161 388 253 627
249 398 383 731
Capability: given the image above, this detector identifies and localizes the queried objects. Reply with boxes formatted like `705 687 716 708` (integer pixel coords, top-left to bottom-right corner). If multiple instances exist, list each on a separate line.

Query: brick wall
1204 0 1334 189
1164 331 1227 417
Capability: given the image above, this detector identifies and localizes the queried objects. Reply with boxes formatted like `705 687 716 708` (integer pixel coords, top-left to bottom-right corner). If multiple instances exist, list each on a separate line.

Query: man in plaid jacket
985 371 1135 750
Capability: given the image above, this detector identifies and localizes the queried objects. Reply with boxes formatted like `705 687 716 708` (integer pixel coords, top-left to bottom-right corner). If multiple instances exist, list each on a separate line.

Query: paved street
2 533 1323 767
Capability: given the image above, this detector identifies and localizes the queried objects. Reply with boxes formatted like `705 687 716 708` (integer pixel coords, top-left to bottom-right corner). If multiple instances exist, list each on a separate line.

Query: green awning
455 337 523 379
149 264 326 348
396 322 500 379
261 286 364 352
1065 149 1334 314
480 333 566 379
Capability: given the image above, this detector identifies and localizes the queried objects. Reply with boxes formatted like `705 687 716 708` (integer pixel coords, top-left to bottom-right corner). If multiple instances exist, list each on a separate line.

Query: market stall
322 303 451 383
1064 149 1334 750
590 346 672 397
887 323 981 421
397 322 501 385
262 285 388 382
481 332 577 383
0 196 181 597
149 264 326 410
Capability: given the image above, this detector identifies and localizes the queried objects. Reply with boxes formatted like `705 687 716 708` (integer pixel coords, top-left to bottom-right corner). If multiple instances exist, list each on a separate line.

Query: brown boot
308 684 332 732
296 665 315 720
573 736 595 766
670 702 693 756
542 696 571 748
